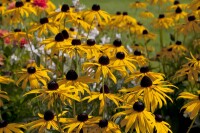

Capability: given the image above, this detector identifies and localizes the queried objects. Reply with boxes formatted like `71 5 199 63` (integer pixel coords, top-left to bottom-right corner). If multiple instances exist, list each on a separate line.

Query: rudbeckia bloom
118 12 137 28
168 0 188 10
82 85 123 114
153 14 174 29
16 62 51 89
29 17 59 37
4 1 36 17
139 11 155 18
120 76 175 112
27 110 67 133
82 4 110 25
147 0 173 5
177 90 200 119
167 41 187 56
23 81 80 108
130 1 147 9
62 113 101 133
169 6 187 21
138 29 156 40
0 3 5 15
154 114 172 133
0 76 14 84
112 101 155 133
130 50 148 66
0 120 26 133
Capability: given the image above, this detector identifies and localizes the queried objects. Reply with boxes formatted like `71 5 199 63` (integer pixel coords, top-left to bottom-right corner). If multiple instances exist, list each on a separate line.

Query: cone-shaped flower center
198 94 200 100
155 114 163 122
140 66 149 73
48 81 59 90
92 4 100 11
159 14 165 19
55 33 64 42
142 30 148 35
175 7 182 13
134 50 142 56
99 119 108 128
0 3 2 6
140 76 152 87
98 55 110 65
174 0 180 5
70 27 75 31
40 17 49 24
116 11 121 15
123 12 128 15
197 56 200 61
72 39 81 45
77 113 88 122
116 52 125 60
198 6 200 10
0 120 8 128
188 16 196 21
61 4 70 12
44 110 54 121
100 85 110 94
27 67 36 74
113 39 122 47
62 30 69 39
87 39 96 46
15 1 24 7
26 0 31 2
167 48 173 52
66 70 78 81
176 41 182 45
14 29 21 32
133 101 145 112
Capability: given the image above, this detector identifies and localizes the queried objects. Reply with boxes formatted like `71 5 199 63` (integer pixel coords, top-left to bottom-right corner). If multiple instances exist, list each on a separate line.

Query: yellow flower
130 1 147 9
0 120 26 133
130 50 148 66
139 11 154 18
177 91 200 119
117 12 137 28
112 101 155 133
147 0 174 5
23 81 80 108
0 3 5 15
169 6 187 21
82 85 123 114
167 41 188 56
82 4 110 25
0 76 14 84
16 62 51 89
153 14 174 29
138 29 156 40
154 114 172 133
27 110 67 133
168 0 188 10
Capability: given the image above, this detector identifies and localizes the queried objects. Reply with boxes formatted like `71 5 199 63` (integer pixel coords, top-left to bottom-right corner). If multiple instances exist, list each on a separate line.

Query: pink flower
20 37 27 48
7 2 15 10
33 0 48 9
4 37 11 45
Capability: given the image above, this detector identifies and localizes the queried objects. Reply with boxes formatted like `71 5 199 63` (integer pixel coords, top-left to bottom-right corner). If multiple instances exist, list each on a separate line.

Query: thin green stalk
73 101 76 117
186 116 197 133
102 72 107 119
159 29 164 49
54 95 62 133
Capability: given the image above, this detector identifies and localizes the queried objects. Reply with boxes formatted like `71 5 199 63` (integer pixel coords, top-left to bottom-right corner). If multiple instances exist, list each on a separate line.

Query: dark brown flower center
116 11 121 15
113 39 122 47
77 113 88 122
99 119 108 128
55 33 64 42
62 30 69 39
48 81 59 90
175 7 182 13
140 66 149 73
70 27 75 31
15 1 24 7
133 101 145 112
198 94 200 100
140 76 152 87
142 30 148 35
167 48 173 52
175 41 182 45
134 50 142 56
0 3 2 6
158 14 165 19
188 16 196 21
14 29 21 32
174 1 180 5
72 39 81 45
40 17 49 24
155 114 163 122
87 39 96 46
66 70 78 81
123 12 128 15
198 6 200 10
26 0 31 2
100 85 109 94
98 56 110 65
0 120 8 128
116 52 125 60
61 4 70 12
27 67 36 74
92 4 100 11
44 110 54 121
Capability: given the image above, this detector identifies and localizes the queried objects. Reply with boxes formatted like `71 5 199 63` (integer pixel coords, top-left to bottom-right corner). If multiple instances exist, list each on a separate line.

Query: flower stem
186 116 197 133
159 29 164 49
54 95 62 133
102 72 107 119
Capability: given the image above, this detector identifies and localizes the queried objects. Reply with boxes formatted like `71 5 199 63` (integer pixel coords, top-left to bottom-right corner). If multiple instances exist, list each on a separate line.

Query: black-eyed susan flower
153 14 174 29
167 41 188 56
16 62 51 89
112 101 155 133
0 76 14 84
177 91 200 119
82 85 123 114
0 3 5 15
0 91 9 107
125 66 165 83
23 81 80 108
130 50 148 66
169 6 187 21
130 1 147 9
138 29 156 40
62 113 101 133
29 17 59 37
120 76 175 112
0 120 26 133
168 0 188 10
27 110 67 133
154 114 172 133
148 0 174 5
139 11 154 18
130 22 146 36
4 1 36 17
118 12 137 28
82 4 110 25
